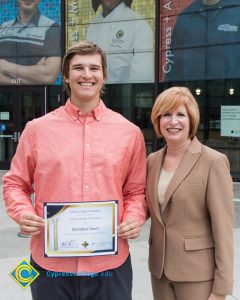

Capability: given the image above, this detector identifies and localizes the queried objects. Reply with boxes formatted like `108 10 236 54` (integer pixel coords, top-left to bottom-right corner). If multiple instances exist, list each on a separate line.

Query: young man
0 0 61 84
3 42 147 300
86 0 154 83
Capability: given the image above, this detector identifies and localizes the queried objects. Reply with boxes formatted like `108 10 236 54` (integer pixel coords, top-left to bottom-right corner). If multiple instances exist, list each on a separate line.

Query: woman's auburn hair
151 86 200 139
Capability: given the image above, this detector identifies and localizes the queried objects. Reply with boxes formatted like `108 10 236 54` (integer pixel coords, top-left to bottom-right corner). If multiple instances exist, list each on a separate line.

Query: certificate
44 201 118 257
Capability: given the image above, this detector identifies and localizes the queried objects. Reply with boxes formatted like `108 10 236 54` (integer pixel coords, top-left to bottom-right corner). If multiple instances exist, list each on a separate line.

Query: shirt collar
64 99 108 121
14 9 40 26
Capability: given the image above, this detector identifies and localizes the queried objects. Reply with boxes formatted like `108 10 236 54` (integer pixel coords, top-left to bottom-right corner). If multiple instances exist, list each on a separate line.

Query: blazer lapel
148 147 166 224
162 137 202 212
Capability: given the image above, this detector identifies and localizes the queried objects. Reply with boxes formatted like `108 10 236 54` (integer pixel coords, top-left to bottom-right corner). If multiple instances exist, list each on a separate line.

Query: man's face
102 0 122 10
17 0 41 14
65 54 105 105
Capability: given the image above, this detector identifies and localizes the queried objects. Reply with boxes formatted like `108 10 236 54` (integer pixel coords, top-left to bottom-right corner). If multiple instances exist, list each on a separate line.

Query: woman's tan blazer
146 137 234 295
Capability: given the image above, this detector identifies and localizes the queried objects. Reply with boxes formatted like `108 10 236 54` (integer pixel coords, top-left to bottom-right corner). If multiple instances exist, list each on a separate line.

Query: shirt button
73 117 77 121
86 125 89 128
85 185 89 189
86 163 89 167
86 144 90 148
78 112 82 116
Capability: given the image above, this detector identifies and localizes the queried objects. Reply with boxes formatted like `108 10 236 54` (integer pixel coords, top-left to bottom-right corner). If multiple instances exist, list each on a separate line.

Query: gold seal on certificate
44 201 118 257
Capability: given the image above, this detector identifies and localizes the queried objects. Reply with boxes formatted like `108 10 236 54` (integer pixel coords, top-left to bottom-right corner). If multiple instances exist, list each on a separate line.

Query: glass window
47 86 63 112
206 80 240 180
102 83 154 155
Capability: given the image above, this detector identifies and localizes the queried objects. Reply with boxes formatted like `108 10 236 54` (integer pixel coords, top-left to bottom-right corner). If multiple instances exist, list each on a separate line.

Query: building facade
0 0 240 180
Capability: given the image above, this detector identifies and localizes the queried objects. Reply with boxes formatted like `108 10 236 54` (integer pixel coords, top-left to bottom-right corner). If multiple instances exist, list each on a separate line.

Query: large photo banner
66 0 155 84
160 0 240 82
0 0 61 85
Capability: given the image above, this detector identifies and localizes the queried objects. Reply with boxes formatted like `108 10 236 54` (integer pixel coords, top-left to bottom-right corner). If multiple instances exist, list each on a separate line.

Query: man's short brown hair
62 41 107 96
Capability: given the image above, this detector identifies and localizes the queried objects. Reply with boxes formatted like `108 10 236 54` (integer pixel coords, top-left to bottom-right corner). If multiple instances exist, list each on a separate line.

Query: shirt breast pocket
104 146 129 180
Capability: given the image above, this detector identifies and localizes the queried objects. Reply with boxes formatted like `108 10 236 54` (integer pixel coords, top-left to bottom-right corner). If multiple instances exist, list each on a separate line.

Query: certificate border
43 200 118 257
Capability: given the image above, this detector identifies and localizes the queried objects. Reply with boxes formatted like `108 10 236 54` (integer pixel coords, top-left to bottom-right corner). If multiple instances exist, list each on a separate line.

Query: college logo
218 24 238 32
9 259 40 289
116 30 124 39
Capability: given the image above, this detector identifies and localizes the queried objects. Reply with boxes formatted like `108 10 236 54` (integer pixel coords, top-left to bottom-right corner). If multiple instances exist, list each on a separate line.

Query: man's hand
208 293 226 300
0 71 11 84
0 59 13 77
19 212 44 236
0 59 6 72
118 218 141 239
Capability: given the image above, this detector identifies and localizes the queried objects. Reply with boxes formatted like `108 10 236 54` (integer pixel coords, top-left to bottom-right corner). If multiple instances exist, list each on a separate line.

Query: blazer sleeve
206 154 234 295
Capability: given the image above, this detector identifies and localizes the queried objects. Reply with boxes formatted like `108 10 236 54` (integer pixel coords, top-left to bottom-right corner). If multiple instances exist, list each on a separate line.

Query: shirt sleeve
2 123 36 225
122 128 147 226
206 154 234 295
43 22 61 58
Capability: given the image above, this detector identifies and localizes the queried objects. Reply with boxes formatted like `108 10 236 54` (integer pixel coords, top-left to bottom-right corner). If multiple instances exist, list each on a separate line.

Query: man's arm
118 128 147 239
0 71 12 84
0 56 61 84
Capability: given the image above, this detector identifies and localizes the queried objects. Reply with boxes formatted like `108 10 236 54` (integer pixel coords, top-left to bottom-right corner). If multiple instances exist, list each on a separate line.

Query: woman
146 87 233 300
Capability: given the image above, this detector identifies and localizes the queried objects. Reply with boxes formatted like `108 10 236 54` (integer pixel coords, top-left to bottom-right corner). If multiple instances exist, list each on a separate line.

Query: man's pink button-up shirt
3 99 147 273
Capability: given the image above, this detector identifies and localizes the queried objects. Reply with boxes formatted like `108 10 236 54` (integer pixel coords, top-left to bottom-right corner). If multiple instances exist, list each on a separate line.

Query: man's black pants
30 256 132 300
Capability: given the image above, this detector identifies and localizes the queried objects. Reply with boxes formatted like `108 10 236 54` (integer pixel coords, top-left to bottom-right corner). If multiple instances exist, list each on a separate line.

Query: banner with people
160 0 240 82
0 0 61 85
66 0 155 84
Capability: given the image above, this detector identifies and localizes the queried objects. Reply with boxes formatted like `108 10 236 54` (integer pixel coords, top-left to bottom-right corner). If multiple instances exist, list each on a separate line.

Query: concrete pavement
0 171 239 300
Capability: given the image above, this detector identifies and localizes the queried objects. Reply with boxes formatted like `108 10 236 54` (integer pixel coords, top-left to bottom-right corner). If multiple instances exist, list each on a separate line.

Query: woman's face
159 104 191 145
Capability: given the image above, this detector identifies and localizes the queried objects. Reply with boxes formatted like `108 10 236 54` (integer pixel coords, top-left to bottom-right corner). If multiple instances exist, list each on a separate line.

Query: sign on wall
221 106 240 137
0 0 61 85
